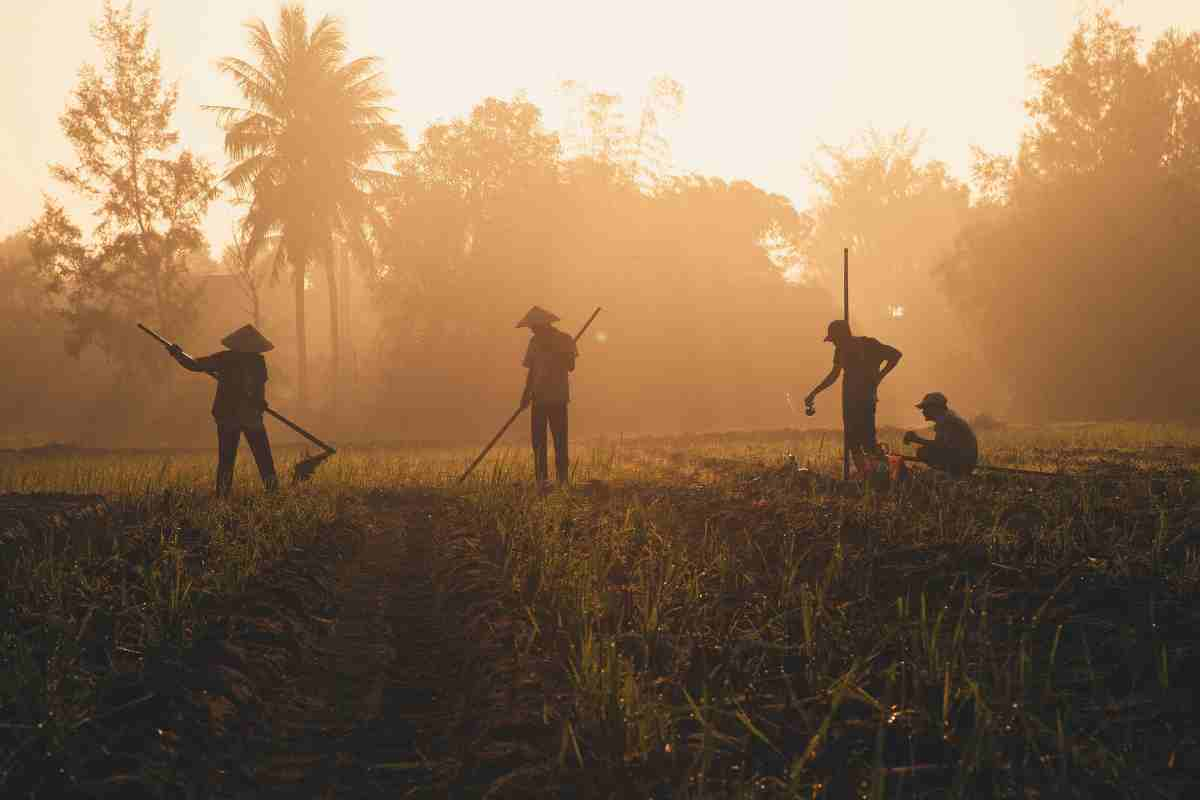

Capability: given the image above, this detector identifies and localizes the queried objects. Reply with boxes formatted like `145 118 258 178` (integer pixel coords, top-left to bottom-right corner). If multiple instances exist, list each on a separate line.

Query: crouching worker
166 324 279 496
903 392 978 477
517 306 578 488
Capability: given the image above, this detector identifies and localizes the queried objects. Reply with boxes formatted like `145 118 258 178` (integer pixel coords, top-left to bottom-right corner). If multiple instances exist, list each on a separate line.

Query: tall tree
377 97 560 373
560 76 684 188
561 81 628 166
28 0 217 366
631 76 685 189
207 2 405 415
369 95 827 438
805 129 968 304
940 11 1200 420
802 129 973 416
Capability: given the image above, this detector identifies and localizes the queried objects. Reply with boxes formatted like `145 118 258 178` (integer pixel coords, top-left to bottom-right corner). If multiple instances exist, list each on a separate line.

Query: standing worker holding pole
140 322 337 488
518 306 580 490
162 324 280 496
804 317 902 480
458 306 600 486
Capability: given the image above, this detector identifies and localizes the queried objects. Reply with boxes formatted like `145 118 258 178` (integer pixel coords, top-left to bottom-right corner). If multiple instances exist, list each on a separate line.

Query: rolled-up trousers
531 402 569 485
216 422 279 495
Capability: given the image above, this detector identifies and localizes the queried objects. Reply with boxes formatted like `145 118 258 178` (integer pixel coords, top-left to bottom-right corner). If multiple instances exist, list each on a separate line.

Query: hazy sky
4 1 1199 255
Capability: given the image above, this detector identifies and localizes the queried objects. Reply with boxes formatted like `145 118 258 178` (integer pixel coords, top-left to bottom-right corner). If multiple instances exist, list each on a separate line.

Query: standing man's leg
850 443 867 477
244 426 279 491
857 397 882 476
531 402 550 486
843 402 867 476
216 424 241 497
863 397 880 456
549 403 569 485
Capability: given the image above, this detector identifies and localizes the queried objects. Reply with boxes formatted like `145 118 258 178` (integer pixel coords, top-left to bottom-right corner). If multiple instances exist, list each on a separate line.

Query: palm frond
222 116 282 162
307 14 348 63
222 152 275 193
333 56 388 90
213 57 286 116
245 16 288 78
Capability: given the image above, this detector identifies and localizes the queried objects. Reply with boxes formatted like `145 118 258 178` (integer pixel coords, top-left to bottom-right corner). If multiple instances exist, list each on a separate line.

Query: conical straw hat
516 305 560 328
221 324 274 353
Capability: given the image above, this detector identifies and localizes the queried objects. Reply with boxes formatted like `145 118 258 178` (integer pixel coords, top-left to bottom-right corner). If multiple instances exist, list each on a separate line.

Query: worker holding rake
165 323 279 496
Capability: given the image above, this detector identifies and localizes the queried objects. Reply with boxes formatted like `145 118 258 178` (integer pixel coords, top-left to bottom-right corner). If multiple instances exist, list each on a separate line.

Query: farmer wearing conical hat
903 392 978 477
804 319 903 478
166 324 279 495
517 306 578 488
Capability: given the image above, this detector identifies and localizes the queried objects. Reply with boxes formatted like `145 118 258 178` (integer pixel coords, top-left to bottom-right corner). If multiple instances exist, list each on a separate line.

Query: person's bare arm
877 344 902 385
806 366 841 403
904 429 935 446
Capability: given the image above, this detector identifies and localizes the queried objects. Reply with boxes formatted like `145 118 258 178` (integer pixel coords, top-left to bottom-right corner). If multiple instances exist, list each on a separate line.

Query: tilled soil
243 492 451 797
0 491 109 544
238 490 542 799
1 489 556 799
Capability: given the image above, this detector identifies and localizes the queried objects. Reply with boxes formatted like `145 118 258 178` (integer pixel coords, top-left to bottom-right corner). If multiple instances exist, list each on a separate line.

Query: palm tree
206 3 404 414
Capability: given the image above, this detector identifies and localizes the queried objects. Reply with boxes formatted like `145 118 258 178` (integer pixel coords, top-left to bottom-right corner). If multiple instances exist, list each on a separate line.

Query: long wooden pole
457 407 524 485
842 247 850 481
458 307 602 484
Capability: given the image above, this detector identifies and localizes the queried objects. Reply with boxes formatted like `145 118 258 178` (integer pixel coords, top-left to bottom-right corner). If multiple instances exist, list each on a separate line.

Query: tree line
2 3 1197 446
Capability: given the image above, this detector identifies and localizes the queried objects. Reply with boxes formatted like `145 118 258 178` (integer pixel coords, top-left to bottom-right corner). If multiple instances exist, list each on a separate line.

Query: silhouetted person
518 306 578 488
805 319 902 476
166 324 279 496
903 392 978 477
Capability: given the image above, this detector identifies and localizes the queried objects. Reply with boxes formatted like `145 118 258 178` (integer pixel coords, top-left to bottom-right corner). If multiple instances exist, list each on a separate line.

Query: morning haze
2 0 1199 448
6 4 1200 796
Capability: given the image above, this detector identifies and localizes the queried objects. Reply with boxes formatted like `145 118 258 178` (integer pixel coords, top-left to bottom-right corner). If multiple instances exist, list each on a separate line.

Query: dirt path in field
243 490 494 798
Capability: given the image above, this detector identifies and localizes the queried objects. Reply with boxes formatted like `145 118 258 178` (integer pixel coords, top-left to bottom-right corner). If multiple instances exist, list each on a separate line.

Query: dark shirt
523 328 578 405
833 336 900 405
926 409 979 475
187 350 269 426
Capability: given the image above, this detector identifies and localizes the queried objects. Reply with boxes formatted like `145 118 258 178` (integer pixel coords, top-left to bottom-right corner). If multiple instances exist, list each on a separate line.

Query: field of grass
2 422 1198 798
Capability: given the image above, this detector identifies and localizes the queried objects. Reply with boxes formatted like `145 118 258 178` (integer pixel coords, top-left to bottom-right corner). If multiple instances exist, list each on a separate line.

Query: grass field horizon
4 420 1197 491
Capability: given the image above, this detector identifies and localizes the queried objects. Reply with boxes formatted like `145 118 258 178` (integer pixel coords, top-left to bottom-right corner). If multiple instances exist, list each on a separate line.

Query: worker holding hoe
518 306 579 489
805 319 902 478
165 323 279 496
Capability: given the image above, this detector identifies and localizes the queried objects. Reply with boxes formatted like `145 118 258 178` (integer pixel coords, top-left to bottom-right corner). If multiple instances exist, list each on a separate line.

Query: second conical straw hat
516 305 560 328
